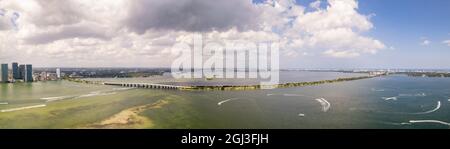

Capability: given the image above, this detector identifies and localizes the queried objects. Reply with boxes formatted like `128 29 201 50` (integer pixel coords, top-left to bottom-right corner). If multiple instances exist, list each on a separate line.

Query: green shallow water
1 74 450 129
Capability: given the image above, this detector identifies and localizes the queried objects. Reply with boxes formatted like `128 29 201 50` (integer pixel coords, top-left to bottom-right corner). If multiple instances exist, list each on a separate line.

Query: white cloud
420 39 431 46
277 0 384 58
323 49 360 58
443 40 450 47
0 8 19 30
0 0 386 66
309 0 321 10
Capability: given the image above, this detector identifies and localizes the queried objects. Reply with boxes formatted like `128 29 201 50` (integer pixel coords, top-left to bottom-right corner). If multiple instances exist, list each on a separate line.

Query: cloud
23 22 111 44
294 0 373 32
443 40 450 47
124 0 261 33
0 8 19 30
323 49 360 58
420 39 431 46
278 0 384 58
309 0 322 10
27 0 86 27
0 0 386 67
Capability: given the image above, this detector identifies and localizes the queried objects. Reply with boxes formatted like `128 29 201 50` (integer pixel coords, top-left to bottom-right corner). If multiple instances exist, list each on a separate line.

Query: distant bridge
103 82 183 90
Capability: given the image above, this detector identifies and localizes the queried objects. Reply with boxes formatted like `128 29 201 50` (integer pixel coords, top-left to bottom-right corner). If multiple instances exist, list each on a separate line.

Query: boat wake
112 87 133 91
382 97 398 101
267 93 331 112
0 102 8 105
412 101 441 114
41 90 119 102
398 92 426 97
41 96 76 102
75 91 117 99
283 94 303 97
266 93 313 98
380 121 412 126
361 101 441 115
315 98 331 112
217 98 239 106
1 104 46 113
381 92 427 101
371 88 385 92
408 120 450 126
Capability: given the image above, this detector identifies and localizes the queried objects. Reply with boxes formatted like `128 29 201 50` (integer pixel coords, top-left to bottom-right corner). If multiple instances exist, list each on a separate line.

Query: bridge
103 82 183 90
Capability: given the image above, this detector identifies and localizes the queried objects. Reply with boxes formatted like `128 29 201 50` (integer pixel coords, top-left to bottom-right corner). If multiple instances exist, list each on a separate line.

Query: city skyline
0 62 34 82
0 0 449 69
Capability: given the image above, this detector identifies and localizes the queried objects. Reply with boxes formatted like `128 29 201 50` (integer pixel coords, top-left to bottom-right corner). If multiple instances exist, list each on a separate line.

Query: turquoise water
1 72 450 128
147 74 450 128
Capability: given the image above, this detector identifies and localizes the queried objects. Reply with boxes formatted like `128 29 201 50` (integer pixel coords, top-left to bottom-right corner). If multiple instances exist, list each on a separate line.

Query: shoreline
67 74 384 91
81 99 169 129
181 75 381 91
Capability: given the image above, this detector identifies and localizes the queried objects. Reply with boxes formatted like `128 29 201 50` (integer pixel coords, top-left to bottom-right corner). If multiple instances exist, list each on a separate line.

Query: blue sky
252 0 450 69
295 0 450 69
357 0 450 69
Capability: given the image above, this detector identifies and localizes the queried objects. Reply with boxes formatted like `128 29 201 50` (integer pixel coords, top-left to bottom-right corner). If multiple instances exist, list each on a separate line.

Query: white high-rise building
56 68 61 79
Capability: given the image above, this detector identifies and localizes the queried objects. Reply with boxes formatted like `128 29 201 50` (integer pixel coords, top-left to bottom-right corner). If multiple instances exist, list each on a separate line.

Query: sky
0 0 449 69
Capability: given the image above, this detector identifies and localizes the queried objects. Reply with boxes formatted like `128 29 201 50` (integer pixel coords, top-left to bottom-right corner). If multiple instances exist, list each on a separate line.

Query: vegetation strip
69 75 382 91
180 75 380 91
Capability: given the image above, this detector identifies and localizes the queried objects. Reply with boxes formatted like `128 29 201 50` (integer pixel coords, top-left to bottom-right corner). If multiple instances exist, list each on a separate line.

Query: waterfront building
25 64 33 82
38 71 47 81
12 62 19 79
1 64 8 83
56 68 61 79
19 64 25 79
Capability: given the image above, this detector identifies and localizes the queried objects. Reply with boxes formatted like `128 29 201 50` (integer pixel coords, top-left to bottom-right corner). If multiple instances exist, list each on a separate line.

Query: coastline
67 74 384 91
181 75 381 91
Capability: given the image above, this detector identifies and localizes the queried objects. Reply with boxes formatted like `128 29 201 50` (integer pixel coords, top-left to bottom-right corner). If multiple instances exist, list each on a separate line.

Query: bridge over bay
103 82 183 90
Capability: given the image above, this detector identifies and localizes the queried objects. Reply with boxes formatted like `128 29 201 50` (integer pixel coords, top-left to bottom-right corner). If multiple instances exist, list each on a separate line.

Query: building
36 71 58 81
1 64 8 83
56 68 61 79
19 64 25 79
25 64 33 82
12 62 20 79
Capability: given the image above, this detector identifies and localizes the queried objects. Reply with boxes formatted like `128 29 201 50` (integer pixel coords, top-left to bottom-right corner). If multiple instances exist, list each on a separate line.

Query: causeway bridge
103 82 183 90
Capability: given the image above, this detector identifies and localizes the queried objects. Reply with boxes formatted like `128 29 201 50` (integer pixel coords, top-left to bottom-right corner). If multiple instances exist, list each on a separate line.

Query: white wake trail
1 104 46 113
41 95 75 102
315 98 331 112
409 120 450 126
371 88 385 92
217 98 239 106
412 101 441 114
382 97 397 101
